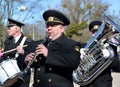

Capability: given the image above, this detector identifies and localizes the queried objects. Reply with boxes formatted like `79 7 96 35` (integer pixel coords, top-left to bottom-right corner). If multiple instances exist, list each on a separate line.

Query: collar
14 34 22 43
53 34 66 46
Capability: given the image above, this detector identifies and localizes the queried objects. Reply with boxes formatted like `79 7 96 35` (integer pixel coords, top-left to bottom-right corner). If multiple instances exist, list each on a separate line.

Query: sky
45 0 120 15
38 0 120 22
106 0 120 14
13 0 120 24
15 0 61 24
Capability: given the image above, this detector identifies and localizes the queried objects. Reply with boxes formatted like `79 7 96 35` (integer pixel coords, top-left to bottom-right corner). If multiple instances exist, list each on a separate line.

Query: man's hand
24 53 35 64
36 44 48 57
0 48 4 58
16 46 24 54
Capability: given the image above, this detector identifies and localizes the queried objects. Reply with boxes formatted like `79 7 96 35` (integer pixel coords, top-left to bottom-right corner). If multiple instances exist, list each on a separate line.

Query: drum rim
0 59 17 65
0 59 21 86
2 72 22 86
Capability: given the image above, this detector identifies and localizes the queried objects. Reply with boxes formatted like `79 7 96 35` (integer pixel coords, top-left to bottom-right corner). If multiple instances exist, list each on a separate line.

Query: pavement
74 72 120 87
0 72 119 87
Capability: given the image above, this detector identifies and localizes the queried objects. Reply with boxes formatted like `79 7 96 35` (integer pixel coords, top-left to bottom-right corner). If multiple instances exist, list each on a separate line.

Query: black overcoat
2 34 33 87
3 34 32 70
27 34 81 87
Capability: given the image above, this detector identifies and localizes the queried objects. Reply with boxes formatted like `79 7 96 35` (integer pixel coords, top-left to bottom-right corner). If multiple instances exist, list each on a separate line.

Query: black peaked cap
43 9 70 26
7 18 25 27
89 20 102 32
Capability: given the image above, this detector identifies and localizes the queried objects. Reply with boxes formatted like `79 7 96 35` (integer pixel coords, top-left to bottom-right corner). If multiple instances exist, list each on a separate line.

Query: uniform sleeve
21 39 34 69
110 44 120 72
110 55 120 72
46 43 80 70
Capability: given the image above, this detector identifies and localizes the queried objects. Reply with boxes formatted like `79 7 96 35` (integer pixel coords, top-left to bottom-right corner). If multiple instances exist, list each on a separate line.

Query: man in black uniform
81 20 120 87
24 9 81 87
1 18 33 87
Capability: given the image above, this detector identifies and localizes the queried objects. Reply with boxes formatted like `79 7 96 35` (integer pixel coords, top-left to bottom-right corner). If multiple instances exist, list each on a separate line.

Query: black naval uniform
3 34 32 70
26 34 81 87
2 34 33 87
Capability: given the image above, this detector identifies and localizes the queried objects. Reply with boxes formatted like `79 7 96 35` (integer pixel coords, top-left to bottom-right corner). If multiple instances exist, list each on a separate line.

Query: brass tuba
73 15 120 86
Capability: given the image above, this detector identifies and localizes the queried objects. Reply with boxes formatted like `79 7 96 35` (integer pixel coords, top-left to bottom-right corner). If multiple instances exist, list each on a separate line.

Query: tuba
73 15 120 86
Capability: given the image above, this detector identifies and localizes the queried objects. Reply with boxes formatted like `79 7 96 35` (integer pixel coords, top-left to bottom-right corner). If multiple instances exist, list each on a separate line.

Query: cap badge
48 17 54 22
93 25 99 30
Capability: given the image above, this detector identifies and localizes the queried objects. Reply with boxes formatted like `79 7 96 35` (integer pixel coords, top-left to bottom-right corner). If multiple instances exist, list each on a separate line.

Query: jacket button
49 67 52 71
48 79 52 82
39 57 42 60
37 79 40 83
37 68 41 71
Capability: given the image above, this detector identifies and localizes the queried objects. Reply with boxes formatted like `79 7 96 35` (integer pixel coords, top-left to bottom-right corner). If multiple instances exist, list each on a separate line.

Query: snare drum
0 59 21 87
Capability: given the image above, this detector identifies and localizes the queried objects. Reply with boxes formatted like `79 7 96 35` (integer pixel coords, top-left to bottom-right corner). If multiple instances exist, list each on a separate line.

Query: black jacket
26 34 81 87
3 34 33 70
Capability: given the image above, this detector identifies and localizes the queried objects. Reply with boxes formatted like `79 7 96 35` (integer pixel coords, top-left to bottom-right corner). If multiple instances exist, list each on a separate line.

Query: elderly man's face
46 24 64 41
7 26 18 36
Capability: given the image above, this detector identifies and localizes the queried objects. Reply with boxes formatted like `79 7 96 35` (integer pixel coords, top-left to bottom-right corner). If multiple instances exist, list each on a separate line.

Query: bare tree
61 0 110 42
62 0 109 23
0 0 46 47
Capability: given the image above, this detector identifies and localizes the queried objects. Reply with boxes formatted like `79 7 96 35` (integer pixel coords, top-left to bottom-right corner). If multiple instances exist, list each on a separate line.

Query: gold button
37 68 41 71
48 79 52 82
49 67 52 71
37 79 40 82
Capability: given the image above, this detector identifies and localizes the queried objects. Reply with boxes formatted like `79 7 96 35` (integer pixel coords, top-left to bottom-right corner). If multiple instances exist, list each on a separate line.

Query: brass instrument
73 15 120 86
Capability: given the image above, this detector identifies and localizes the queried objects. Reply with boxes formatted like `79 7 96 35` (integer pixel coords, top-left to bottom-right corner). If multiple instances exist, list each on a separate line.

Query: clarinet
20 37 49 79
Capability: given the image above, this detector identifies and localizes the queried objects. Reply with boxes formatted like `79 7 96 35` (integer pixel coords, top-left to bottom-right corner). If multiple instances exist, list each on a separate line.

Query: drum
0 59 21 87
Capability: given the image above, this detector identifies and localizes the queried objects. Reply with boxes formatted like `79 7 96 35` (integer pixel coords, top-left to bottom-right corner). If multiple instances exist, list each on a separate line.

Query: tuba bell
73 15 120 86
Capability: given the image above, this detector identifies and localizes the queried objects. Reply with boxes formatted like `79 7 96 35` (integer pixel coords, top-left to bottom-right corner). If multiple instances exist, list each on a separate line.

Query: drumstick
3 45 28 54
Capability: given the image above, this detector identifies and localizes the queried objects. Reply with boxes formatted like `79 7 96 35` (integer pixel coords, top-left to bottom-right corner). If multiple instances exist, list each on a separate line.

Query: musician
1 18 33 87
81 20 120 87
89 20 120 72
24 9 81 87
